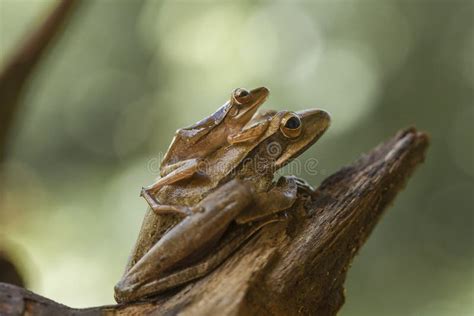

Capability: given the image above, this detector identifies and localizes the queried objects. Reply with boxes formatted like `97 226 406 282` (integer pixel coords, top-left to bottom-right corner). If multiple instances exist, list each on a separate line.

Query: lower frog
115 108 330 303
122 107 278 279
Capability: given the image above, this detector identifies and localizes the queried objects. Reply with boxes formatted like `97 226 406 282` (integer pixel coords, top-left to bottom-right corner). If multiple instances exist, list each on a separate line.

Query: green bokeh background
0 0 472 314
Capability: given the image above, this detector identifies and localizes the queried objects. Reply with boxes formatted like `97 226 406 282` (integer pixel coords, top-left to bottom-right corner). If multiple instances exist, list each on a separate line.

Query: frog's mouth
234 87 269 121
275 109 331 169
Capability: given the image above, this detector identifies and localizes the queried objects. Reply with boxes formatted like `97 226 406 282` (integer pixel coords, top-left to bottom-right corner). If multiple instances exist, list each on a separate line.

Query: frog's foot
286 176 316 196
141 188 192 217
114 275 141 303
235 176 298 224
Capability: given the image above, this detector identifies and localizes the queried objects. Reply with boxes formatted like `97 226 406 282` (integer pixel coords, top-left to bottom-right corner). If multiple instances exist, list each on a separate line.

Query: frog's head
224 87 269 129
174 87 269 147
232 108 330 180
271 109 330 169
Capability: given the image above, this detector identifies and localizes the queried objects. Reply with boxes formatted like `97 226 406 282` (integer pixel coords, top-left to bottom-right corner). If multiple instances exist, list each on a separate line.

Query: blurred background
0 0 472 314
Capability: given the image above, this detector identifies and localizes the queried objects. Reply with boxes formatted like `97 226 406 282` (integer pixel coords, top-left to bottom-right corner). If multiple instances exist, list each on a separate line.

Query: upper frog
138 87 270 219
160 87 269 174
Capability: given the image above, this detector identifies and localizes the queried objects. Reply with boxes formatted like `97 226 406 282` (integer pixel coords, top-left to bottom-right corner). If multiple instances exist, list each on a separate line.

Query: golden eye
285 116 301 129
280 113 302 138
232 88 250 105
236 89 249 98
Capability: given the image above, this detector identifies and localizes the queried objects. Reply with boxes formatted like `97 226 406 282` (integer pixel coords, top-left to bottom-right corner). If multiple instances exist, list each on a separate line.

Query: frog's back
129 113 278 267
160 103 231 168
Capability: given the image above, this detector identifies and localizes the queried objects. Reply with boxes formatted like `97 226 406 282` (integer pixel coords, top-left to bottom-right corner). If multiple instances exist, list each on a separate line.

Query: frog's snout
248 86 269 108
298 108 331 135
250 86 270 99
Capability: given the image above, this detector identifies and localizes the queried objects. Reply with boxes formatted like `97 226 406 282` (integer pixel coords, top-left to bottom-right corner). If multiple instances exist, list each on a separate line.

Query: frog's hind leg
115 179 253 303
140 158 199 214
235 176 298 224
115 217 283 303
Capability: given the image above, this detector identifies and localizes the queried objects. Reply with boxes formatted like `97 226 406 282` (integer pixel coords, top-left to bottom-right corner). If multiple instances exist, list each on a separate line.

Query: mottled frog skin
160 87 269 171
139 87 270 218
115 100 330 303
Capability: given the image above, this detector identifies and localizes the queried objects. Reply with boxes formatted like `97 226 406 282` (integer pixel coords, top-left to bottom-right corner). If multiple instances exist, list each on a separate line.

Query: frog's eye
280 113 302 138
232 88 251 105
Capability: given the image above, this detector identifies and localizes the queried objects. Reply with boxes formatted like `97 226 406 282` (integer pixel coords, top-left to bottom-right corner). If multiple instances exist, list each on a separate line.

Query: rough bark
0 127 429 316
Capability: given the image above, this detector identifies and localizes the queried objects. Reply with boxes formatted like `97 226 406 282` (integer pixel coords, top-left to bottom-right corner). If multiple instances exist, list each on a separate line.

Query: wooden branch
0 0 78 161
0 127 429 316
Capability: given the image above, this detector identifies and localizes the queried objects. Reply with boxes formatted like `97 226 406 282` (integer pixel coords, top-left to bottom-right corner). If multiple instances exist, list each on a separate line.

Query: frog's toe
114 277 140 303
114 283 131 303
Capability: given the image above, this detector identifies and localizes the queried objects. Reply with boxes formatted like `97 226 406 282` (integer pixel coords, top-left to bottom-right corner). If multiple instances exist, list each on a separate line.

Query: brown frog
140 87 269 210
115 107 330 303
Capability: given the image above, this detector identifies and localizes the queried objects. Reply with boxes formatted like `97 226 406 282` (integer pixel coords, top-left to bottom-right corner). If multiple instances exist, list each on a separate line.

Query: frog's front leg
235 176 299 224
159 158 200 177
227 118 270 144
115 179 254 303
140 158 200 214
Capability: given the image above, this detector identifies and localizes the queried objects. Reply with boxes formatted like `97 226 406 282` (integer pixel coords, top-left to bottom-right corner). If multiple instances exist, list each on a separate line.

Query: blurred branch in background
0 0 77 162
0 0 78 287
0 251 24 287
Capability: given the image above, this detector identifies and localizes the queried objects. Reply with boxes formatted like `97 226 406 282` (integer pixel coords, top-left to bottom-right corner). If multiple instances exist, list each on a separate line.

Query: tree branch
0 127 429 316
0 0 78 161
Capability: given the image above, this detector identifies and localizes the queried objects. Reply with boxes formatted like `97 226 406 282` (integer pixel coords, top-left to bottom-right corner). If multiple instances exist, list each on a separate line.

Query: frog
126 89 272 276
140 87 270 211
115 107 331 303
